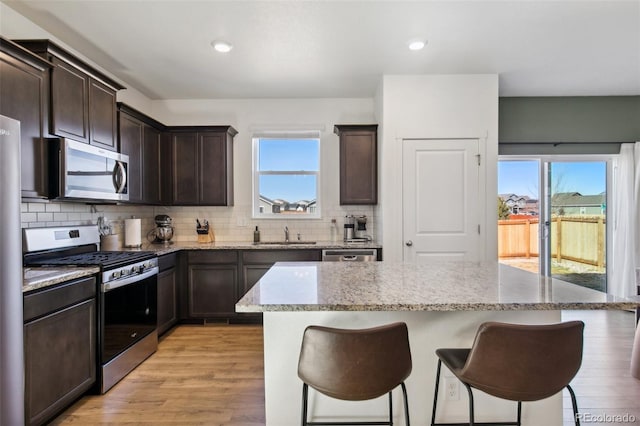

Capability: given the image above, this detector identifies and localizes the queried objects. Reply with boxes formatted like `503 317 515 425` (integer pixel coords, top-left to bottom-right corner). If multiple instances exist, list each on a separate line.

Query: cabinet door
89 78 117 150
24 299 96 426
119 113 144 203
0 49 49 199
242 265 272 296
172 132 199 205
143 125 162 204
199 132 229 205
188 264 238 317
50 57 89 142
159 131 173 204
157 267 177 335
337 125 378 205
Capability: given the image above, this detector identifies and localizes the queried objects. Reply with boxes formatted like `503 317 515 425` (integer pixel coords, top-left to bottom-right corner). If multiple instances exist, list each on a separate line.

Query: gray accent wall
499 96 640 144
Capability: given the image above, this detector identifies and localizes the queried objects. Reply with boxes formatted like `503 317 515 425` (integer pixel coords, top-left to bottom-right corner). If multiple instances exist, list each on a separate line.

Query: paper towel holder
124 217 143 248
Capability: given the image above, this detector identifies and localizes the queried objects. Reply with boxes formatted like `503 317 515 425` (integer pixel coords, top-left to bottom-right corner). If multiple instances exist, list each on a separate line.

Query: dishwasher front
321 249 378 262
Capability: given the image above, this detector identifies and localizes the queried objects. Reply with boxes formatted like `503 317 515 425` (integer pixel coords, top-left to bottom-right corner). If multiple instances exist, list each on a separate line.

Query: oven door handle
102 267 159 293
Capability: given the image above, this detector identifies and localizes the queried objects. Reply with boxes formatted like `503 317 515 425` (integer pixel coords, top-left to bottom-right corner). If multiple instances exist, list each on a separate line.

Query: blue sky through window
258 138 319 202
498 161 606 199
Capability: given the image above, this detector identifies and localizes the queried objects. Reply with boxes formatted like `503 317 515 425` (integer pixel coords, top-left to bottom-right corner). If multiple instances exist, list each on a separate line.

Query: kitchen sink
255 241 317 245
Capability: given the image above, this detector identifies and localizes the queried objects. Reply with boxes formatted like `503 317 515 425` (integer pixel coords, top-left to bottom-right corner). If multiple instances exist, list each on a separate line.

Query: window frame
252 133 321 219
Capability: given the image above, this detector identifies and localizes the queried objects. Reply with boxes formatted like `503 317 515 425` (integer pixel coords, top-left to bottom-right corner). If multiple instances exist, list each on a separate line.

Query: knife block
197 228 215 243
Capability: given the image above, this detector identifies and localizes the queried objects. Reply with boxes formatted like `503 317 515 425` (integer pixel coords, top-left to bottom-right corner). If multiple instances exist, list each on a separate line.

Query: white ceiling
3 0 639 100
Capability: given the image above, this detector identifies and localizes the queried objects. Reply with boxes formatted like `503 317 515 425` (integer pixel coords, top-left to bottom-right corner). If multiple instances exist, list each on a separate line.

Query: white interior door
403 139 482 263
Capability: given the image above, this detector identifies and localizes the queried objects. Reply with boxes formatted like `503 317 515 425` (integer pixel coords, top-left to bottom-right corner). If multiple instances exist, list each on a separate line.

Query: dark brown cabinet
171 126 237 206
0 38 51 199
117 103 169 204
157 253 178 335
240 249 322 296
15 39 124 151
186 251 239 318
23 276 96 426
334 124 378 205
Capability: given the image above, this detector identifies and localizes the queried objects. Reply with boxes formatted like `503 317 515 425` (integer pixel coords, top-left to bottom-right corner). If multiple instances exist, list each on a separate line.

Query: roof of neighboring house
552 193 605 207
259 195 275 205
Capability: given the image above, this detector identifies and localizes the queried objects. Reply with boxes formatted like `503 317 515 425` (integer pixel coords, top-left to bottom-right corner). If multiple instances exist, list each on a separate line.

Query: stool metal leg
517 401 521 426
431 359 442 426
566 385 580 426
389 391 394 426
302 383 309 426
401 382 410 426
463 383 475 426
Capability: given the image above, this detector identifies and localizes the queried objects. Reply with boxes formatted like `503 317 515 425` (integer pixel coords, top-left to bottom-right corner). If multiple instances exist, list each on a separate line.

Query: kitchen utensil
147 214 174 244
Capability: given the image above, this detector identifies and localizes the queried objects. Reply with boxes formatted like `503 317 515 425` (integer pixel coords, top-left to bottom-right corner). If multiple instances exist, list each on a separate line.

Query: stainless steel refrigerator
0 114 25 425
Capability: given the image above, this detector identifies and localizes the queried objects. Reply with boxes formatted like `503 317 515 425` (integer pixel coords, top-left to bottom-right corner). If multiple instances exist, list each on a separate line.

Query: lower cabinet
157 253 178 335
180 249 321 323
187 251 239 319
23 276 96 426
240 250 322 295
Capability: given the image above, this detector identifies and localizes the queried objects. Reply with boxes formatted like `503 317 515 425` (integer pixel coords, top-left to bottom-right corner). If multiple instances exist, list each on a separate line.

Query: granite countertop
23 241 381 291
23 266 100 293
236 261 640 312
126 240 381 256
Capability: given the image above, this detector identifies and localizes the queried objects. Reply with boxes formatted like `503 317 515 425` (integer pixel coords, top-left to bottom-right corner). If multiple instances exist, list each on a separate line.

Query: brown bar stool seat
431 321 585 426
298 322 412 426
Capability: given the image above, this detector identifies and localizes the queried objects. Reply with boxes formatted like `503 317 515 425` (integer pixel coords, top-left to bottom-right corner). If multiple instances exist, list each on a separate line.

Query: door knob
405 240 413 247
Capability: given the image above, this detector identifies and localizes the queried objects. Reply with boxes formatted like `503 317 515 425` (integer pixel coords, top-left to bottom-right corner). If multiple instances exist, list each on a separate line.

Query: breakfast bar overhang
236 261 640 426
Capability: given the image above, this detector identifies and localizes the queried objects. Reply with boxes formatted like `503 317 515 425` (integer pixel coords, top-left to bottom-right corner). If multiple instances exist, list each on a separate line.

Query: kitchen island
236 261 639 426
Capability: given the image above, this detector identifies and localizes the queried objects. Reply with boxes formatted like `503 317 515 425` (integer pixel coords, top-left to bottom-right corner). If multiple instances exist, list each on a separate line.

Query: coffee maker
148 214 174 244
355 215 368 239
343 215 355 241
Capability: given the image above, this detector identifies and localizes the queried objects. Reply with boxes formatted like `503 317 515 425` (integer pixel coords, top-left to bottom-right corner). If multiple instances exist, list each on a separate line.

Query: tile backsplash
21 202 376 245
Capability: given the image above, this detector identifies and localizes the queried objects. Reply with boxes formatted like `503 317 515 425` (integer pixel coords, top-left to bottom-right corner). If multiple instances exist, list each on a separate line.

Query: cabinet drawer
242 249 321 264
188 250 238 264
158 252 177 271
24 276 96 322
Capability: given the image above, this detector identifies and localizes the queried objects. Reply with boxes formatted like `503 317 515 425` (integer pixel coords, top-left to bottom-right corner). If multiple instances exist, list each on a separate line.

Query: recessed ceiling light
408 40 426 51
212 40 233 53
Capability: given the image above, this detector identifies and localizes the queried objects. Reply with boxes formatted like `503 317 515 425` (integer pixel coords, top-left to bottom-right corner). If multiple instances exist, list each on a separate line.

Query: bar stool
298 322 412 426
431 321 584 426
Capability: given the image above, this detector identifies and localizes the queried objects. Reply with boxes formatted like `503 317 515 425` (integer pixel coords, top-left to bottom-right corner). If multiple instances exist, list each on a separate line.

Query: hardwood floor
562 310 640 426
52 311 639 425
52 325 266 425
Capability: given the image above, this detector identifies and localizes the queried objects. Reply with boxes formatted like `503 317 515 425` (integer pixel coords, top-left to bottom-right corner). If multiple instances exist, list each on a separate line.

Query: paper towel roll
124 218 142 247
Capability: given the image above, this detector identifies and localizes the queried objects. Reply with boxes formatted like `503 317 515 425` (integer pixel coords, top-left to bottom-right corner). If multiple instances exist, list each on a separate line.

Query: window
252 133 320 218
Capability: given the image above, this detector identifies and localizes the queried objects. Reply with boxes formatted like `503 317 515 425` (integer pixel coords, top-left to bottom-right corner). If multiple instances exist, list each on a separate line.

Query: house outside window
252 132 321 219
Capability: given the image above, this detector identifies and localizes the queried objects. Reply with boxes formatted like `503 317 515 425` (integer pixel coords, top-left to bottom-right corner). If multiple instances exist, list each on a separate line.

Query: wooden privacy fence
498 216 606 268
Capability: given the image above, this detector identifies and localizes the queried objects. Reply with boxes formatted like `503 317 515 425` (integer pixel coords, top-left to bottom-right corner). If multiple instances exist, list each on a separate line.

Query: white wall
379 75 499 261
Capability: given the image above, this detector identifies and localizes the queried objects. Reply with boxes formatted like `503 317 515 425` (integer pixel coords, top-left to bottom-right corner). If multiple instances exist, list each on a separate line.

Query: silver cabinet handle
340 255 358 261
406 240 413 247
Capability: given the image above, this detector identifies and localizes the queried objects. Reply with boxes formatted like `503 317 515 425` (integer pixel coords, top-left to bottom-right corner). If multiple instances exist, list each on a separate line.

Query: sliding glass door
499 157 610 292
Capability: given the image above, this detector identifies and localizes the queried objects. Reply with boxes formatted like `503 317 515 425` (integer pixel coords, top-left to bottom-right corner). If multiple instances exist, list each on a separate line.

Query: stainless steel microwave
50 138 129 202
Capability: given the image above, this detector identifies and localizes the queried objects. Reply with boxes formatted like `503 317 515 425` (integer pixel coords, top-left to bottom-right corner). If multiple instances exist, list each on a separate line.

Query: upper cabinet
0 38 52 199
15 39 125 151
171 126 237 206
117 103 171 205
334 124 378 205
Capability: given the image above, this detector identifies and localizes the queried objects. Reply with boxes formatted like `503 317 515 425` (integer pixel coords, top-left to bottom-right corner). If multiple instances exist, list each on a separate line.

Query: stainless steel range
23 225 158 393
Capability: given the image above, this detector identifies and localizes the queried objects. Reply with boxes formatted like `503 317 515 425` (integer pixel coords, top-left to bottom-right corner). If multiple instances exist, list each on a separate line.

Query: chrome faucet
284 226 289 242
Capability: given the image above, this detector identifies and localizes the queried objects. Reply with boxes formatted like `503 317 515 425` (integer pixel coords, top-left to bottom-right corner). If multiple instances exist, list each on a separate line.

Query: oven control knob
131 265 139 274
112 271 121 279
